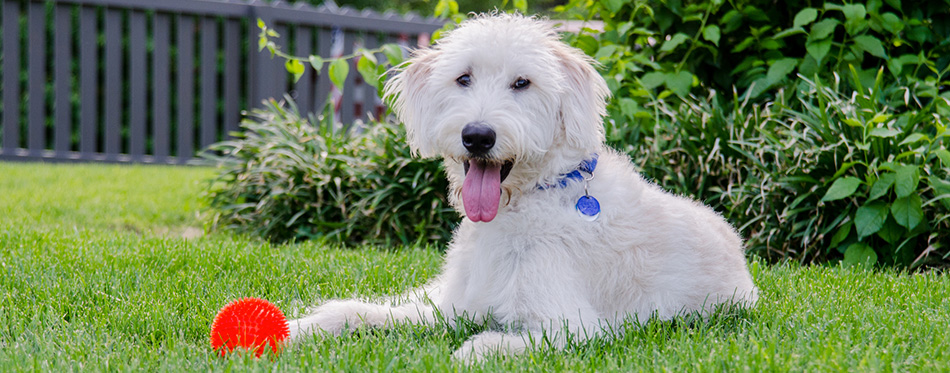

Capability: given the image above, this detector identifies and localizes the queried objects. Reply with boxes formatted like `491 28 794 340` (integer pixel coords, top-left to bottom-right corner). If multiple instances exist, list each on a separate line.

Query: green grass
1 161 949 371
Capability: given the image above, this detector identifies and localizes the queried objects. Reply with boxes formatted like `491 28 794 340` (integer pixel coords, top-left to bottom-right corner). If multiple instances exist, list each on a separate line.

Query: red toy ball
209 297 290 357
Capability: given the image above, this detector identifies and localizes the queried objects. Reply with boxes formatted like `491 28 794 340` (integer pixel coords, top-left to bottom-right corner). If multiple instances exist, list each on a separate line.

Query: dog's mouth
461 159 513 223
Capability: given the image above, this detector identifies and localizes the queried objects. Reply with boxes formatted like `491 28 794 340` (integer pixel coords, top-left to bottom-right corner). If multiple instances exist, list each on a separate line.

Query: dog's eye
512 78 530 90
456 74 472 87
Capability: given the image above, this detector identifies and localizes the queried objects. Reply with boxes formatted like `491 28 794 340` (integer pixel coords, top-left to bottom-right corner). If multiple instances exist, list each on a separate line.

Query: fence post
2 0 22 153
247 0 278 109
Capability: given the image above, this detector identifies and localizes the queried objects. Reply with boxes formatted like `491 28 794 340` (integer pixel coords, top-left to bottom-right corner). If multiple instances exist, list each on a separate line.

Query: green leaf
773 27 807 39
853 35 887 58
930 178 950 209
357 55 380 90
829 220 853 249
640 72 666 90
794 8 819 28
665 71 694 97
822 176 863 202
766 58 798 84
257 18 266 30
884 0 901 12
806 37 834 64
880 12 904 34
329 58 349 90
309 55 324 75
869 127 901 138
359 49 377 65
382 44 404 67
602 0 624 13
574 34 599 55
887 54 918 77
842 4 867 22
618 98 639 118
285 59 305 83
855 201 888 239
843 243 877 267
258 36 268 52
890 194 923 229
660 33 690 53
894 165 919 198
898 133 928 146
703 25 721 46
843 118 864 127
868 173 896 201
810 19 840 40
934 149 950 167
876 216 903 244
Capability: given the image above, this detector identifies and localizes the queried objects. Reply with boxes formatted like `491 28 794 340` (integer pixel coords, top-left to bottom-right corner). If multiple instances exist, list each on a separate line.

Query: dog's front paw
288 300 366 340
452 332 527 362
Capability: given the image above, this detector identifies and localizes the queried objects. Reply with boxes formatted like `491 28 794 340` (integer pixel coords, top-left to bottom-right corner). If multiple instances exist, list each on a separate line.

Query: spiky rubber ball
209 297 289 357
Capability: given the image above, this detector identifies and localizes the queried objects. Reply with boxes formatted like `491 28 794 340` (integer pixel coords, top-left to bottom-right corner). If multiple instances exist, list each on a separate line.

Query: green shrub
556 0 950 126
625 69 950 267
734 70 950 267
200 98 456 246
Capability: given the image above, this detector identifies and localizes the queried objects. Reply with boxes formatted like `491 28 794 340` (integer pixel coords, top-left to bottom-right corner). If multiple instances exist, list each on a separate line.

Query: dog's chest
446 221 597 325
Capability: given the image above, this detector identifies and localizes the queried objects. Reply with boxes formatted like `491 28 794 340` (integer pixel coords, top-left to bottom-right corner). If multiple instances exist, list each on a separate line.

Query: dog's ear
384 48 441 157
554 45 609 151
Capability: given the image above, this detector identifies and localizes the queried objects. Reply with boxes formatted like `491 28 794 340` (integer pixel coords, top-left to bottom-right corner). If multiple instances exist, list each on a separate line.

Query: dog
288 13 758 361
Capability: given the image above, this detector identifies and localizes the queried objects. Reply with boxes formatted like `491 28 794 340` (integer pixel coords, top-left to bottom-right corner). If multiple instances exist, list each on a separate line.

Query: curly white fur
289 13 758 361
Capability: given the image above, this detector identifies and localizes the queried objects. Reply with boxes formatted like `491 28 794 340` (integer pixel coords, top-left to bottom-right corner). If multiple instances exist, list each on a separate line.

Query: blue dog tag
576 195 600 221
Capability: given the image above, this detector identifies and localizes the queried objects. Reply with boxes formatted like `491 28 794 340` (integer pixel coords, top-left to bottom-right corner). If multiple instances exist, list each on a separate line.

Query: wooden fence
0 0 442 164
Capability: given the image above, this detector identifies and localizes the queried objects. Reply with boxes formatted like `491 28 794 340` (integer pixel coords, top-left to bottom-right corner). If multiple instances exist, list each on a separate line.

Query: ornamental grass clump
201 98 456 246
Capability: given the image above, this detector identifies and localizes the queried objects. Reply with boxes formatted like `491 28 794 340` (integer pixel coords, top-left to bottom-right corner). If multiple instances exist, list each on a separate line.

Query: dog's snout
461 123 496 156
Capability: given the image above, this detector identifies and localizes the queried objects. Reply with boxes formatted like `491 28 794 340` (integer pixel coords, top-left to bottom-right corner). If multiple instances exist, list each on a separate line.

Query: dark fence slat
1 1 22 151
294 26 313 114
223 17 240 137
53 4 73 154
28 1 47 154
200 16 218 149
361 32 381 123
129 10 147 161
273 23 289 102
339 30 355 126
79 5 97 154
152 12 171 161
314 27 332 113
103 8 122 159
249 3 276 108
177 14 196 163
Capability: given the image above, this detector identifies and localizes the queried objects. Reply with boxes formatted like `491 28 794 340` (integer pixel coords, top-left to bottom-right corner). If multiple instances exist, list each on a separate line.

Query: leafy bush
733 71 950 267
201 98 456 246
556 0 950 124
619 71 950 267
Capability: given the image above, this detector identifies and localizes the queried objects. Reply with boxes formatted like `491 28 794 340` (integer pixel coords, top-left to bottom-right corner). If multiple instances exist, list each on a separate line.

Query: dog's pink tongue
462 161 502 222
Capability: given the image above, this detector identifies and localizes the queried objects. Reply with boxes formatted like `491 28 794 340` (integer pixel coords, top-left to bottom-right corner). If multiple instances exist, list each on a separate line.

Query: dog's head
385 13 609 222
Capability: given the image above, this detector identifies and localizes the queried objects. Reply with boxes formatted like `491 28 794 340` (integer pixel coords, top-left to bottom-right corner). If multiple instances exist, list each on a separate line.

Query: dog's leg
288 287 441 340
452 316 608 361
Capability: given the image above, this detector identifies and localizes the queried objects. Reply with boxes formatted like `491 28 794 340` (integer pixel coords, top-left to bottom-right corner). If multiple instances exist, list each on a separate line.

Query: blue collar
538 154 598 190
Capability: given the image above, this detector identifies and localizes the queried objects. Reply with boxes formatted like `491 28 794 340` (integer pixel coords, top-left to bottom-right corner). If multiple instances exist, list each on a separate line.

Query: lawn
1 161 948 371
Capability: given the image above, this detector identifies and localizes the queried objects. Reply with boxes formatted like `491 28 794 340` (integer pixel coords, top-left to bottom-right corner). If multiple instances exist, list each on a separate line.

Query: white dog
289 13 758 360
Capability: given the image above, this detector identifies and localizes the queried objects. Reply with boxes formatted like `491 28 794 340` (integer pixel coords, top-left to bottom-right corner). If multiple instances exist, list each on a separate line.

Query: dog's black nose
461 123 496 156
